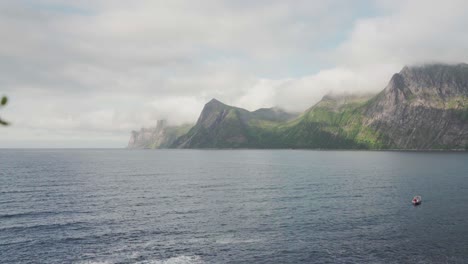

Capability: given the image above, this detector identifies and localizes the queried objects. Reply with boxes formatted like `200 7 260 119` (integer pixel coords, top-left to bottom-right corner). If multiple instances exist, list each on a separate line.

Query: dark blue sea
1 149 468 263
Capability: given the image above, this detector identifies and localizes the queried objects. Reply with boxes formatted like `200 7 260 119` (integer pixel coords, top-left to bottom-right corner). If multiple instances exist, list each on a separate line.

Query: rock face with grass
364 63 468 149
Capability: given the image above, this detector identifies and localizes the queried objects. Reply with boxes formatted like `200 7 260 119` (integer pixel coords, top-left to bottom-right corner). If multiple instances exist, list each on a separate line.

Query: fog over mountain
2 0 468 147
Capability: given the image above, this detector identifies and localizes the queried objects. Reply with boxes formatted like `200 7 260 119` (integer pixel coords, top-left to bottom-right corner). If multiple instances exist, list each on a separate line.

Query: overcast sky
1 0 468 148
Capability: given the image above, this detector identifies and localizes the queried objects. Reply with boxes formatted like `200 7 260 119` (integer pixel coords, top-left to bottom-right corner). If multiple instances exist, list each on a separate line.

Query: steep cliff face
174 99 248 148
365 64 468 149
127 120 192 149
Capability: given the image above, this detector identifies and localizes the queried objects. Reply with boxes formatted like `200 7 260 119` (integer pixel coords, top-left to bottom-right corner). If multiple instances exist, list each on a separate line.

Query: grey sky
1 0 468 148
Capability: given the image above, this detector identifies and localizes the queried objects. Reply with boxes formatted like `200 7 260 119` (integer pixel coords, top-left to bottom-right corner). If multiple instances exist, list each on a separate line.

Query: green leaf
0 118 8 126
1 96 7 106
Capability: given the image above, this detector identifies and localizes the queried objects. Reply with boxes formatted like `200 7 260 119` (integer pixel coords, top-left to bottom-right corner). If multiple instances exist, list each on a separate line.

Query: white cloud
1 0 468 147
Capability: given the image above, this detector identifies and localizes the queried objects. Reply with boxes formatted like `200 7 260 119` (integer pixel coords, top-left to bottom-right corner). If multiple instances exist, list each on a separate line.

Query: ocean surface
1 149 468 264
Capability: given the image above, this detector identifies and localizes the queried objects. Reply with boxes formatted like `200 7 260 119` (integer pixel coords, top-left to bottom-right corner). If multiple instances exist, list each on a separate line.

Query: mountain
275 93 385 149
128 63 468 150
127 120 192 149
364 63 468 149
173 99 298 148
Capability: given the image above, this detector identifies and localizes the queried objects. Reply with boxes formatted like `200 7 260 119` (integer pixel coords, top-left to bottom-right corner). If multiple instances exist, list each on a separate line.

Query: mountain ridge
128 63 468 150
173 99 299 148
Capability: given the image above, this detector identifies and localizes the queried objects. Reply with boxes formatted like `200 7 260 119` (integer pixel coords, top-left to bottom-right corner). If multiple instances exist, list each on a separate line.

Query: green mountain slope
172 95 387 149
276 94 389 149
173 99 298 148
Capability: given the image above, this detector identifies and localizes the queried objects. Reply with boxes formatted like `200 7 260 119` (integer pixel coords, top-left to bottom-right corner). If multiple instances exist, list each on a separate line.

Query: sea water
1 149 468 263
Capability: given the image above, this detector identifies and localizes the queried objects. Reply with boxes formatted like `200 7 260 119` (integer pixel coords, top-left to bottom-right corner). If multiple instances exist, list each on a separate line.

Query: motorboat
412 195 422 205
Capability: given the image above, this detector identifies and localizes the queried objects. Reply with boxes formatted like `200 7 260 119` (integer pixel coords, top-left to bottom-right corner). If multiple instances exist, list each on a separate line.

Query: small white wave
141 255 204 264
76 255 203 264
76 261 112 264
216 238 262 245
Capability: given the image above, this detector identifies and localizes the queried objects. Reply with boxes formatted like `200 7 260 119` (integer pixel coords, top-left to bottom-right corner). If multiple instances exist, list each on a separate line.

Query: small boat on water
412 196 422 205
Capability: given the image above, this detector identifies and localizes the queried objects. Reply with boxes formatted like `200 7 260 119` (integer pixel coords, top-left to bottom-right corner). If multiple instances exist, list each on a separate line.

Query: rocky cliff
364 63 468 149
127 120 192 149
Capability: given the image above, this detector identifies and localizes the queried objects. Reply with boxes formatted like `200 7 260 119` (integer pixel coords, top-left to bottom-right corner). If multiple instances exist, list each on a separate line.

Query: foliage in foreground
0 96 8 126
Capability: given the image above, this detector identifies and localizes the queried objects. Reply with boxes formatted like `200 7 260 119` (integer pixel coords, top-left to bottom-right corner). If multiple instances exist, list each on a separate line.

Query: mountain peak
201 98 232 114
206 98 225 106
382 63 468 101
